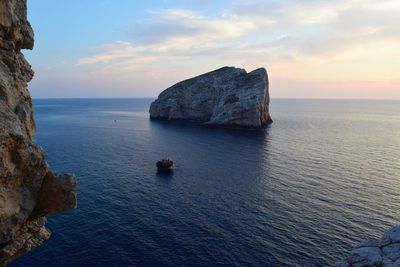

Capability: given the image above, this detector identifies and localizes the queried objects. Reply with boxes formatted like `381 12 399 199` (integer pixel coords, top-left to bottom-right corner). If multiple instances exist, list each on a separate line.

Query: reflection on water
11 98 400 267
101 111 148 117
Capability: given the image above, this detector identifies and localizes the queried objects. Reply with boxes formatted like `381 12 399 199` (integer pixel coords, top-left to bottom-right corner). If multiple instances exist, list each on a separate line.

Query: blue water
11 98 400 266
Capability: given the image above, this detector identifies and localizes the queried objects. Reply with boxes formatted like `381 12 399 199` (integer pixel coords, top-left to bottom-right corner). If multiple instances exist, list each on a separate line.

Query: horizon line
31 96 400 101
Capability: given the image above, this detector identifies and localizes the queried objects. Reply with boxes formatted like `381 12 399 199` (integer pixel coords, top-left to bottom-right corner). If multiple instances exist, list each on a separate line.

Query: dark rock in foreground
149 67 272 128
336 225 400 267
156 158 173 171
0 0 77 265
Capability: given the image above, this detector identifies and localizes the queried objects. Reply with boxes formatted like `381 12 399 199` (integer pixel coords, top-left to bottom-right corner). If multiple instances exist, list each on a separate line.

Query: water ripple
11 98 400 267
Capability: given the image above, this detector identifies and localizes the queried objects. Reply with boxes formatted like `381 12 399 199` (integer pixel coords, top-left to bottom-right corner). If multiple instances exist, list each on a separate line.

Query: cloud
78 8 264 66
225 0 400 56
78 41 135 65
74 1 400 97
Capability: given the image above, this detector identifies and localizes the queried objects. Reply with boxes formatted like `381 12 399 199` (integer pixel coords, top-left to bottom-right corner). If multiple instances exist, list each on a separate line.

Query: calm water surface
11 99 400 266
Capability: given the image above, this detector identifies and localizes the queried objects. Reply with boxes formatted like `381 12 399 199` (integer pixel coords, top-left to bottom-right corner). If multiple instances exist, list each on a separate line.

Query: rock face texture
149 67 272 128
336 225 400 267
0 0 76 265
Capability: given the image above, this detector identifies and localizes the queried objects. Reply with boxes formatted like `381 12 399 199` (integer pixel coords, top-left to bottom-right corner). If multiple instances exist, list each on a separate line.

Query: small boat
156 158 173 172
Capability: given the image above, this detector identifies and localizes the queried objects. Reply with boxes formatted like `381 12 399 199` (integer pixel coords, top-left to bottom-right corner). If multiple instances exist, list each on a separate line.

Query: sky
25 0 400 99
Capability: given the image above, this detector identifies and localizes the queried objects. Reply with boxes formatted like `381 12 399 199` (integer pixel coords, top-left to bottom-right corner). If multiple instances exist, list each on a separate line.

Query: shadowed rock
149 67 272 128
156 158 173 172
0 0 76 265
336 225 400 267
36 172 77 214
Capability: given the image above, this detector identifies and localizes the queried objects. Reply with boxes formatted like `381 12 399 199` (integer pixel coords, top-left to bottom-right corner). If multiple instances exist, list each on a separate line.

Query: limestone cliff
0 0 76 265
149 67 272 128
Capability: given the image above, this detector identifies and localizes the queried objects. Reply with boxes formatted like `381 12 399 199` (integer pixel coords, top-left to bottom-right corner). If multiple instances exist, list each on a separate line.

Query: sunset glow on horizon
26 0 400 99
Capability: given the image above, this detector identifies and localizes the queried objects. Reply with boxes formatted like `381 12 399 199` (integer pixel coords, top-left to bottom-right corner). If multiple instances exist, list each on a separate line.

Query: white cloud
78 41 135 65
78 8 264 66
74 1 400 97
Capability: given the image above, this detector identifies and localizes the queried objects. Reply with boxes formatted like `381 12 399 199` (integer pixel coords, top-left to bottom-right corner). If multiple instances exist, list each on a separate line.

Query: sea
10 98 400 267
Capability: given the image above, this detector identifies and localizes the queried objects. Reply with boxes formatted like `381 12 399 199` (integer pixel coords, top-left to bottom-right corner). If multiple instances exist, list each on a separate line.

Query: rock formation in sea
336 225 400 267
149 67 272 128
0 0 77 265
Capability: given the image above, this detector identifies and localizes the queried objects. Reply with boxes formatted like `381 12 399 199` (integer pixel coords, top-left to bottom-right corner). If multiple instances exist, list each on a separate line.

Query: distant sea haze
12 98 400 267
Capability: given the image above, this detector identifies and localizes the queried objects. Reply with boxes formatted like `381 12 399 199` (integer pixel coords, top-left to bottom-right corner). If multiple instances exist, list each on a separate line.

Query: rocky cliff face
149 67 272 128
0 0 76 265
337 225 400 267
